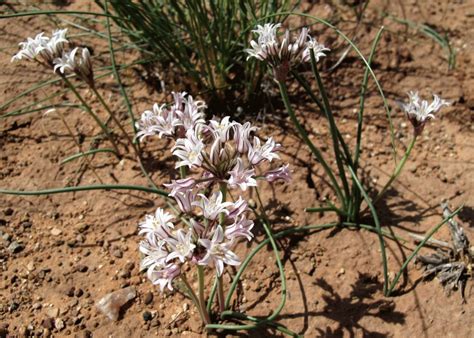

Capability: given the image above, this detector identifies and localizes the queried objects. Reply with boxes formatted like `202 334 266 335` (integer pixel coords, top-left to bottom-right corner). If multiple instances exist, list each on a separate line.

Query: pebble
55 319 65 331
96 286 136 321
143 292 153 305
46 307 59 318
51 228 63 236
142 311 153 321
75 288 84 297
111 249 123 259
66 286 75 297
7 241 24 253
26 262 35 272
20 221 32 228
9 302 19 312
2 233 11 242
41 318 55 330
77 265 88 273
4 208 13 216
118 269 131 279
76 224 89 233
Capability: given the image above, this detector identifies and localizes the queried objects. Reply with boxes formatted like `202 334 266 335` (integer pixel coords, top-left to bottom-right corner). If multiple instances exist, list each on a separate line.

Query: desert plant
97 0 295 112
245 16 453 296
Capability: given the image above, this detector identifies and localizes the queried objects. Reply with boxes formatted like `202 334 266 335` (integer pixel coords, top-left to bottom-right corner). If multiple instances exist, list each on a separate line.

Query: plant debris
416 202 473 301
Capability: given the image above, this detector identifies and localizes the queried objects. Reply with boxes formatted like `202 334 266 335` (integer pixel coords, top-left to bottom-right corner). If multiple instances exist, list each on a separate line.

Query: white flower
173 92 206 130
138 208 175 240
139 238 168 272
208 116 235 142
303 37 330 63
245 23 327 81
227 158 257 191
227 196 248 220
164 177 196 196
165 229 196 263
245 23 281 62
248 136 281 165
401 91 450 135
198 226 240 276
12 29 68 65
12 32 48 62
173 190 197 213
172 129 205 168
233 122 258 153
147 263 181 292
193 191 233 220
225 215 254 242
53 47 94 85
136 103 180 140
264 164 291 183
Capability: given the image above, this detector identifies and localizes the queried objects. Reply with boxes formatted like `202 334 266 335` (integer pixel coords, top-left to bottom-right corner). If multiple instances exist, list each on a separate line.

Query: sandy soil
0 1 473 337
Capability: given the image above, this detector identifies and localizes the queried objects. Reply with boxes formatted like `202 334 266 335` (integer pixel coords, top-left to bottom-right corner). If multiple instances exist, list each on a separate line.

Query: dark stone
8 302 19 312
74 288 84 298
20 221 32 228
4 208 13 216
77 265 88 273
142 311 152 322
7 241 24 253
66 287 75 297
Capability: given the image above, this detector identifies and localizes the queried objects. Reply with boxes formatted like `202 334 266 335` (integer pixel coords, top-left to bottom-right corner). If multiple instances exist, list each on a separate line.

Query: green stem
90 82 160 190
291 70 353 166
197 266 211 324
341 222 407 243
0 184 168 197
90 85 133 147
61 76 121 157
348 166 388 295
253 187 287 320
213 311 301 337
372 136 417 205
277 80 345 209
224 223 337 309
207 277 218 313
310 55 351 208
181 274 211 325
216 181 228 313
305 206 338 213
386 205 463 296
103 0 138 139
61 148 115 164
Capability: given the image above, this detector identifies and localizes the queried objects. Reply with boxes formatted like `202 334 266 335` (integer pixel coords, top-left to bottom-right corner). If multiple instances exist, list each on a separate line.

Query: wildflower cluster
136 92 290 291
245 23 329 81
12 29 94 86
401 91 450 135
11 29 68 66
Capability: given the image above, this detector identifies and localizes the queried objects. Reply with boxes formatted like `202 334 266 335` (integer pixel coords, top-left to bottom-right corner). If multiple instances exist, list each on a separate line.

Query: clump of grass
97 0 295 113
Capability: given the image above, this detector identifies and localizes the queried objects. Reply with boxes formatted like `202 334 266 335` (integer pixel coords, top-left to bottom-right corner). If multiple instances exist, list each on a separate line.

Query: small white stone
50 228 62 236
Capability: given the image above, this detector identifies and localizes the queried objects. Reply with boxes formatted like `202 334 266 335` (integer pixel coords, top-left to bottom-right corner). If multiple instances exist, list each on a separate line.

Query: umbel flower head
136 91 206 141
401 91 450 135
245 23 329 81
137 92 291 292
11 29 68 66
53 47 94 87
